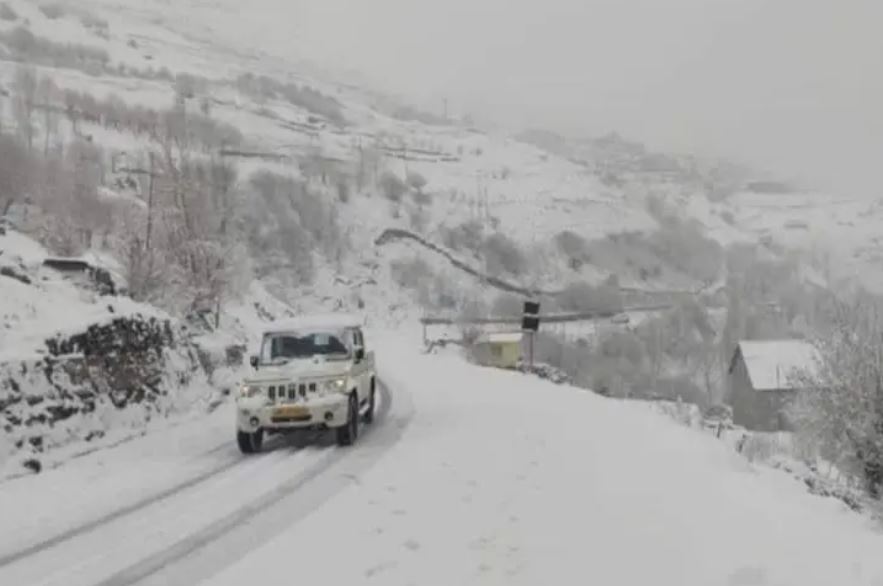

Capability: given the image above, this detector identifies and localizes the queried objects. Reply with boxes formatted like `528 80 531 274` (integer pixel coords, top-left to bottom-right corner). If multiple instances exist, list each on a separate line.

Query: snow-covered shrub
336 179 350 203
406 171 428 192
482 232 527 276
79 11 109 32
0 27 110 74
0 2 17 21
379 171 407 202
408 204 429 233
490 292 524 317
651 209 723 283
411 189 432 206
554 230 589 265
555 281 623 314
246 169 342 284
391 105 449 126
390 256 433 290
441 220 483 253
787 293 883 498
0 135 32 215
280 83 345 126
38 3 66 19
234 74 345 125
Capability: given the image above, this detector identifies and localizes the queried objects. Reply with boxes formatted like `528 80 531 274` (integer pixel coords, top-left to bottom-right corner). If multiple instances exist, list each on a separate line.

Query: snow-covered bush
38 3 66 19
0 135 32 215
441 220 484 253
555 281 623 314
406 171 428 192
246 169 343 285
0 27 110 74
554 230 589 265
233 74 345 125
390 256 433 290
482 232 527 276
0 2 17 21
788 294 883 498
379 171 407 202
408 204 429 232
490 292 525 317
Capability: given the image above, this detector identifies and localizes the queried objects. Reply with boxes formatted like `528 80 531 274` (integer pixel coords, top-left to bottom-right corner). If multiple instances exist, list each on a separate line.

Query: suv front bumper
237 394 350 432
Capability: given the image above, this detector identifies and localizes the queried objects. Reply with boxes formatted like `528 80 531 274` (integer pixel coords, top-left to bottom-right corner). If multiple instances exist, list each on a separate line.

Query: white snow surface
218 331 883 585
0 229 166 361
738 339 821 391
1 329 883 584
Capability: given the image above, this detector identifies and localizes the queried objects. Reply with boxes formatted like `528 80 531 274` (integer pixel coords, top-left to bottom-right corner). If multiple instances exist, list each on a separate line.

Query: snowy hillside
0 0 826 299
0 0 877 472
1 0 881 471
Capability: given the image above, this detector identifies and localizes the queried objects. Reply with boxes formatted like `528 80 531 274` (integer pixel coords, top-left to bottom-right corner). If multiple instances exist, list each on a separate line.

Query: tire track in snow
0 389 366 570
0 448 241 569
94 380 406 586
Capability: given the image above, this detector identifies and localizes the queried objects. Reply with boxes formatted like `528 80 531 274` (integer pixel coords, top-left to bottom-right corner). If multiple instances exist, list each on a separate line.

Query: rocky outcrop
0 314 206 468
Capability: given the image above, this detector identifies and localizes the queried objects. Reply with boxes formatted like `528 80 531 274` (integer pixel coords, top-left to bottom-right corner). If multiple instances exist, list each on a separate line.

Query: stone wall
0 314 206 467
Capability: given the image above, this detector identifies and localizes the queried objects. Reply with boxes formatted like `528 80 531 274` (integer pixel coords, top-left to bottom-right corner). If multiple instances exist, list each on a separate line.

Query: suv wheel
336 393 359 447
237 429 263 454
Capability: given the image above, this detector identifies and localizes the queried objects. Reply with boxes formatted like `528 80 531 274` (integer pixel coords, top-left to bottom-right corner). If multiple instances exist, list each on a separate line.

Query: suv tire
336 393 359 447
237 429 263 454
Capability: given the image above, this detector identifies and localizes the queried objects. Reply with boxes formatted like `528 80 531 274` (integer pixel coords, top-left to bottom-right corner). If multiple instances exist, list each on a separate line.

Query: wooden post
528 330 535 370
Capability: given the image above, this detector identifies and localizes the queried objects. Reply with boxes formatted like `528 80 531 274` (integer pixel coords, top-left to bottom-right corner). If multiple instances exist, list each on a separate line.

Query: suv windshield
261 331 349 364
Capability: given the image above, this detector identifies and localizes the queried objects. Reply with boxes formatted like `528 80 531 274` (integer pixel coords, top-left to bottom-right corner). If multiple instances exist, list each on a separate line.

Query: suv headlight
239 384 262 398
324 377 347 393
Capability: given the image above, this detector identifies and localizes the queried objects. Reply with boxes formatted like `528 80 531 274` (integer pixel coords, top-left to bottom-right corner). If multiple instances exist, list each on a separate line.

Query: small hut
472 332 523 369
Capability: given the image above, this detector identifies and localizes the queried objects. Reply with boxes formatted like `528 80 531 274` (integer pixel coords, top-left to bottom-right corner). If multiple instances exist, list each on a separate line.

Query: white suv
236 314 376 453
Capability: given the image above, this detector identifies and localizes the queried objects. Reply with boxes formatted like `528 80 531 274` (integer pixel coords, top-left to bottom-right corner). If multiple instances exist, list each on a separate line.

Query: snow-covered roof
477 332 524 344
264 313 364 334
736 340 820 391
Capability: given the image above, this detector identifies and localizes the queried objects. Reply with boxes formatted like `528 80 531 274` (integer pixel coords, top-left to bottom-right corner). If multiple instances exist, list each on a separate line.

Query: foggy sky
218 0 883 196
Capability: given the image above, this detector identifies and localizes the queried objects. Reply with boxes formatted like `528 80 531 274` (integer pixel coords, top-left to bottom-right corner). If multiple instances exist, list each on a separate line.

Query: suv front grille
264 381 322 403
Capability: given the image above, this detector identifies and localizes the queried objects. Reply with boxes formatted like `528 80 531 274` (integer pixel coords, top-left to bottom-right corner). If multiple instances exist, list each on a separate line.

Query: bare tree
788 293 883 498
12 66 37 151
0 134 31 215
36 76 60 156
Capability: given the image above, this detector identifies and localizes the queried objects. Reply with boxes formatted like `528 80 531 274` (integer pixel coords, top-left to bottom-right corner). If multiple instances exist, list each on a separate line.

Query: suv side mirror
354 348 365 363
249 355 259 369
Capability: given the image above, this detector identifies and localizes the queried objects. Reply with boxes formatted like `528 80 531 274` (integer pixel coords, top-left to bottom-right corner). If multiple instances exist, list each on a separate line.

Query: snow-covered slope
2 0 882 475
0 0 838 300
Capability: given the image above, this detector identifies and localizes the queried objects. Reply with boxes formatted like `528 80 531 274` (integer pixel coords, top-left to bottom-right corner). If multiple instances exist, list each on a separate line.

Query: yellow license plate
273 405 309 418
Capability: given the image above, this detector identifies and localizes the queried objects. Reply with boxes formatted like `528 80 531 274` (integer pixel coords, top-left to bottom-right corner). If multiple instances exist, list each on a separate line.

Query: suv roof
265 313 364 334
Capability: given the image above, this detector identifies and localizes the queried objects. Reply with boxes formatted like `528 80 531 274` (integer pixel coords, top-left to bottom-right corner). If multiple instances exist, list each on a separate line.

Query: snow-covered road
3 329 883 585
0 366 407 586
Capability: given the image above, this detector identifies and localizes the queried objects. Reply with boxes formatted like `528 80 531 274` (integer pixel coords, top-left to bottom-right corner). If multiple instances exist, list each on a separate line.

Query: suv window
261 331 350 364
